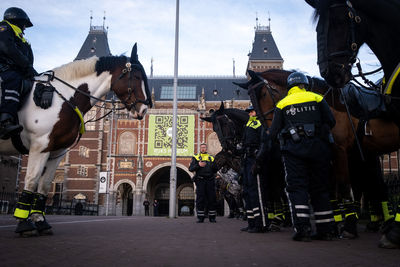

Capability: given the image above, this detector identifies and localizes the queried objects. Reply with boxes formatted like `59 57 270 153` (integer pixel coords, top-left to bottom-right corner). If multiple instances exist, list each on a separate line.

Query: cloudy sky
2 0 381 80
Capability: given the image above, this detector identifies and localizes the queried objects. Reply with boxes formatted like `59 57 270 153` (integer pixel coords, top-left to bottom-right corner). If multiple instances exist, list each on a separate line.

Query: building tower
247 15 284 73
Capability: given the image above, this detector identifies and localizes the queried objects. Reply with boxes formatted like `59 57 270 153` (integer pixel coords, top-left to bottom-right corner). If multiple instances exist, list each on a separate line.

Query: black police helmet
245 105 255 112
4 7 33 28
287 72 309 90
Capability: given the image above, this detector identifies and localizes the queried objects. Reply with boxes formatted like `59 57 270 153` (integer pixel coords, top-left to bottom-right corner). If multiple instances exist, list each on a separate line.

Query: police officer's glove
236 143 244 154
40 88 54 109
24 65 37 79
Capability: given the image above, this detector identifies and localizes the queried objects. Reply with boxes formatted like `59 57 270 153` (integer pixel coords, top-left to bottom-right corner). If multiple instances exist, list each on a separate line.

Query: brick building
14 20 285 216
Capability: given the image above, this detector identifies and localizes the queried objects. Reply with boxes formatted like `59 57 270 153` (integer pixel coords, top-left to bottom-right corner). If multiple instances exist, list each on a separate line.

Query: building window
118 131 136 155
79 146 90 158
264 47 268 54
77 166 88 177
84 109 97 131
160 86 196 100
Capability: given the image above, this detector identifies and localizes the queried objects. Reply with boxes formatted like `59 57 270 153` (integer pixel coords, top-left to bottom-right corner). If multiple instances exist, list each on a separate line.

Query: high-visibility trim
295 205 309 209
14 208 30 219
247 215 255 219
345 212 358 219
254 213 261 217
253 207 260 212
74 107 86 134
315 218 335 224
30 210 44 215
395 213 400 222
5 90 20 96
3 20 27 43
370 215 380 222
381 201 394 222
276 86 323 109
246 116 262 129
296 213 310 218
384 62 400 95
193 153 214 162
334 214 343 222
4 96 20 102
268 213 274 219
314 210 333 216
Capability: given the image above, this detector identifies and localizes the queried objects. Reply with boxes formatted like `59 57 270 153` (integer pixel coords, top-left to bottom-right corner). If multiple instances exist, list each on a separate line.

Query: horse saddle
341 82 387 119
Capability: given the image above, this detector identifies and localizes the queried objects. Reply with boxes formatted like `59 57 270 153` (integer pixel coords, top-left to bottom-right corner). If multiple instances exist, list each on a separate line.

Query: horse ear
201 116 213 122
219 101 224 111
130 43 138 63
305 0 317 8
233 81 250 90
248 70 259 80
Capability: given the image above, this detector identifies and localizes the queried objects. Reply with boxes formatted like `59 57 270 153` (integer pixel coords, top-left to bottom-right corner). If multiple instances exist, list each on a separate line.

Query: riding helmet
3 7 33 28
245 105 255 112
287 72 309 90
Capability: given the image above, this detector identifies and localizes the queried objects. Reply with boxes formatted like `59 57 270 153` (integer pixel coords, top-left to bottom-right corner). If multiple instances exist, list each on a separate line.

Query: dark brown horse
237 68 399 238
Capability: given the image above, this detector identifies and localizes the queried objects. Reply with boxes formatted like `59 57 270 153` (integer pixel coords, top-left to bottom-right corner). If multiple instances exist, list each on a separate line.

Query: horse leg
331 146 359 238
14 149 50 237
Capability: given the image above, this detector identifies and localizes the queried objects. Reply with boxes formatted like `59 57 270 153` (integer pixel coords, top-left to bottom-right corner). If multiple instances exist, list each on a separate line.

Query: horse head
110 43 152 120
201 102 240 152
305 0 370 88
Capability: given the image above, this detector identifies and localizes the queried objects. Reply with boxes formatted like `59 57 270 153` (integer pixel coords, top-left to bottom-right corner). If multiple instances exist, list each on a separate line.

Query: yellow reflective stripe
193 153 214 162
384 62 400 95
268 213 274 219
3 20 27 43
370 215 380 222
276 86 323 109
30 210 44 215
14 208 30 219
334 214 343 222
246 117 261 129
345 212 358 219
381 201 394 221
395 213 400 222
74 107 86 134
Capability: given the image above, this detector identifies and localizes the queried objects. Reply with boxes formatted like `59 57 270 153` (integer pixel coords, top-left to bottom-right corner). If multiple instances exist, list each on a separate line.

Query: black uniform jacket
0 20 34 71
189 153 218 180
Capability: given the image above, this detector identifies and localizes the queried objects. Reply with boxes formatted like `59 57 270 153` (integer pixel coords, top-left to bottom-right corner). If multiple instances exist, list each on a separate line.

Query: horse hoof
340 230 358 239
378 235 400 249
35 220 52 235
19 229 39 237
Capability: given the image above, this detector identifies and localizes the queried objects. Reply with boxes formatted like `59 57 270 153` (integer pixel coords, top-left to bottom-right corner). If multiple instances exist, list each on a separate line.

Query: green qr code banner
147 115 194 156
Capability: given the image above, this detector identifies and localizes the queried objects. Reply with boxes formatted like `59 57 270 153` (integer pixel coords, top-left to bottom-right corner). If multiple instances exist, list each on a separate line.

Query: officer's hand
199 161 206 167
40 89 53 109
24 66 36 79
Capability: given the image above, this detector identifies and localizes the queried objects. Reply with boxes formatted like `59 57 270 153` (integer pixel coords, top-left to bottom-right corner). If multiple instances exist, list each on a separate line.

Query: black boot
196 217 204 223
15 219 38 237
31 193 52 235
292 226 311 242
0 113 22 140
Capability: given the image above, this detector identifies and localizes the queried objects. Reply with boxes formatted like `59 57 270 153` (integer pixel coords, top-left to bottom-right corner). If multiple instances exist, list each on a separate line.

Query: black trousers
195 178 217 219
0 70 23 117
281 138 334 234
242 156 264 228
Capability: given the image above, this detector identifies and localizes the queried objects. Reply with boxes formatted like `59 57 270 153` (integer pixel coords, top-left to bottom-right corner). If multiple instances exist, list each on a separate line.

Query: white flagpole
169 0 179 218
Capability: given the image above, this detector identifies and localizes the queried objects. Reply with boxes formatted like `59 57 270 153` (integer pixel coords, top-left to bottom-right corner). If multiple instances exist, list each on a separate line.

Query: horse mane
224 108 249 124
52 56 98 81
259 69 292 87
95 56 128 75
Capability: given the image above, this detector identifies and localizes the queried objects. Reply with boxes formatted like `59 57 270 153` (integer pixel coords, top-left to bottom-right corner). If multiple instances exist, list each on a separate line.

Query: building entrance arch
144 163 194 216
114 180 135 216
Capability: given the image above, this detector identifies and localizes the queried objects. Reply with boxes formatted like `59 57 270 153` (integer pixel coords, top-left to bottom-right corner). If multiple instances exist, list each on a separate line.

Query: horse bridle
214 114 238 152
321 1 361 70
248 78 282 126
111 61 152 111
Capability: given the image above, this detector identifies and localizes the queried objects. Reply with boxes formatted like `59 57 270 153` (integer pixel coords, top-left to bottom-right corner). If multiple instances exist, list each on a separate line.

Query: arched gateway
143 163 194 216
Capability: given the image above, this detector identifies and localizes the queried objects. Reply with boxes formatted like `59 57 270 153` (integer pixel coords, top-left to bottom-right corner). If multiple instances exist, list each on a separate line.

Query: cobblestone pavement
0 215 398 267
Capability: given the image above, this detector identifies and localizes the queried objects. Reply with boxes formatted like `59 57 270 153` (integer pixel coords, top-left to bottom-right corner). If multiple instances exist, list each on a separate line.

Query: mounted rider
0 7 37 139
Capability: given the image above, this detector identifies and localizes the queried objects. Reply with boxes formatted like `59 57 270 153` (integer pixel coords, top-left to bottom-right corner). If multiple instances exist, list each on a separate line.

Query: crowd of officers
190 72 399 244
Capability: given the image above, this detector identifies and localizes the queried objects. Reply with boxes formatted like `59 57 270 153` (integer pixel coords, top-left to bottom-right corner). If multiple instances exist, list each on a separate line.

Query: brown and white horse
0 44 151 235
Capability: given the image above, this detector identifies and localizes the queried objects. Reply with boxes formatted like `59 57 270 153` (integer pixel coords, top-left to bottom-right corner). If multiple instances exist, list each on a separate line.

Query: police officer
268 72 336 241
189 143 218 223
0 7 36 139
240 105 265 233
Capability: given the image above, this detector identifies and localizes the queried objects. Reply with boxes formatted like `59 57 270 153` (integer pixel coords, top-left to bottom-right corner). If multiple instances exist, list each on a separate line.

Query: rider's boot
341 201 359 239
14 190 38 237
30 193 53 235
0 113 22 140
379 205 400 249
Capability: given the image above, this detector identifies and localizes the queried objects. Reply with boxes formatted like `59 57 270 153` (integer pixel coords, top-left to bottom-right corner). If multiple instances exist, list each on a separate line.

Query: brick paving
0 215 398 267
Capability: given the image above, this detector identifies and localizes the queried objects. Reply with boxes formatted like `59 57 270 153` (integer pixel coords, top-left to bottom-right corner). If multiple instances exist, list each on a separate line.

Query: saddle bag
33 83 55 109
